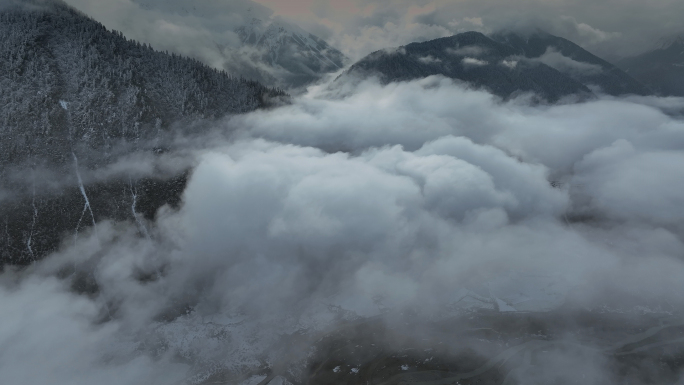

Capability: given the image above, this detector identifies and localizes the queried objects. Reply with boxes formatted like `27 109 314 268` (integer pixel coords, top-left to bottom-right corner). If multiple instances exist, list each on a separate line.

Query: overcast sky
258 0 684 54
64 0 684 62
258 0 684 60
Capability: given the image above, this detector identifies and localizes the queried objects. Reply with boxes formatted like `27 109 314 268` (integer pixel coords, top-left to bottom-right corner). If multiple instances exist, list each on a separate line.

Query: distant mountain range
618 35 684 96
127 0 347 89
0 0 284 264
342 30 651 102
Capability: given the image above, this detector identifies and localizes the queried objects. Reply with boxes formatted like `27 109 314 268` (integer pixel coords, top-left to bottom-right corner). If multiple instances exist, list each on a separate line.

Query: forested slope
0 0 285 264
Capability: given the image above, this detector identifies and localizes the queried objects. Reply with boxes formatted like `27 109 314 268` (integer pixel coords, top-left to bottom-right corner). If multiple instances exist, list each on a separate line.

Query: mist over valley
2 1 684 384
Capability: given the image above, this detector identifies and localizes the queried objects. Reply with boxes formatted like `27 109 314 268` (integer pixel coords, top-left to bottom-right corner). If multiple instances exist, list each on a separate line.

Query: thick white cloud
2 76 684 383
532 47 604 76
234 77 684 173
573 139 684 226
0 273 187 385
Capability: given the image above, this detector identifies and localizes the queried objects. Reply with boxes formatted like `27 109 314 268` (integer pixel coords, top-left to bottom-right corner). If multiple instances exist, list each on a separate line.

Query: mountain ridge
232 16 347 88
490 29 652 97
341 30 650 102
618 33 684 96
115 0 348 89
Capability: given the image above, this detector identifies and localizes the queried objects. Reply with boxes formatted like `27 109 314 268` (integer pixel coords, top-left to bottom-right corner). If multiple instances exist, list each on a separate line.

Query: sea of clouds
2 75 684 384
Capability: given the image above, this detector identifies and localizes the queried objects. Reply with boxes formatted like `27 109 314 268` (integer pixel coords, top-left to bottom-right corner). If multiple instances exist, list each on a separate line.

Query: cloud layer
2 76 684 383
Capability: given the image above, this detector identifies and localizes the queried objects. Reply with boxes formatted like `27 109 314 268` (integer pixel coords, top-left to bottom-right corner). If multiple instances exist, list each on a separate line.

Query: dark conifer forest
0 0 286 263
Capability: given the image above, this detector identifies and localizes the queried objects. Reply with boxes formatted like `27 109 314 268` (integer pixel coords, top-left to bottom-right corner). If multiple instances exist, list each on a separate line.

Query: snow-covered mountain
232 17 347 88
97 0 348 89
657 35 684 51
618 34 684 96
0 0 284 264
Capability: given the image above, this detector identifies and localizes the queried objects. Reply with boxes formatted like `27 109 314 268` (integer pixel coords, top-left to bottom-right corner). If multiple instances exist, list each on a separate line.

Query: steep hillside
105 0 347 89
0 0 285 264
0 0 283 167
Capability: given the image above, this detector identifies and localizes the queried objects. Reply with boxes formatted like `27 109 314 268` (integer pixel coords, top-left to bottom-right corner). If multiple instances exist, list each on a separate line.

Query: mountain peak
657 34 684 50
232 16 347 88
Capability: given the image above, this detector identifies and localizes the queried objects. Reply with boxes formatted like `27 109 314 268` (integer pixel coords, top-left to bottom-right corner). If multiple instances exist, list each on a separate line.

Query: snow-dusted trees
0 1 287 264
0 0 285 167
